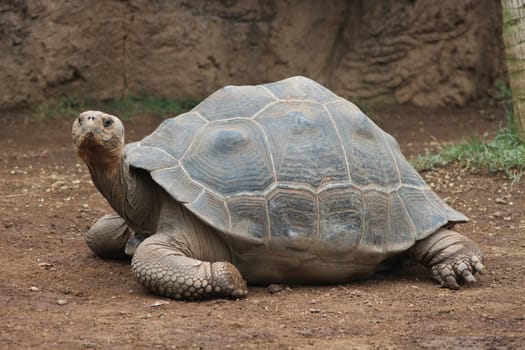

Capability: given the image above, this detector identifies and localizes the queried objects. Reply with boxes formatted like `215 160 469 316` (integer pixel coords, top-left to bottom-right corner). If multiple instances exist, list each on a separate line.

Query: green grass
33 94 200 120
412 128 525 182
412 82 525 182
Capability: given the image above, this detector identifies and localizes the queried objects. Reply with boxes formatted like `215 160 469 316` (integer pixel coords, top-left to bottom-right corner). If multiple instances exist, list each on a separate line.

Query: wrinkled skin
72 111 484 300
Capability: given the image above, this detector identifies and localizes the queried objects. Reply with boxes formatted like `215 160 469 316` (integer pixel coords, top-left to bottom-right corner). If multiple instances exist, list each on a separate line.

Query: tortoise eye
78 116 83 125
103 118 113 128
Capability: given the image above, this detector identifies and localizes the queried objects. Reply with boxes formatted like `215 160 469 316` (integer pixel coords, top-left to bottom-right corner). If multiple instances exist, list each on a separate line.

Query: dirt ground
1 105 524 350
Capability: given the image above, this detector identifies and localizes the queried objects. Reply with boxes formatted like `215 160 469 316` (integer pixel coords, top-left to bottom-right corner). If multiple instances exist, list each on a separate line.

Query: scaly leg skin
131 233 248 300
85 213 134 259
410 228 485 289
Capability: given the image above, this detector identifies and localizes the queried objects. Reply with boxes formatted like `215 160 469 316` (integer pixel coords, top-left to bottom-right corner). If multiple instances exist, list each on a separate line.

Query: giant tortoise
72 76 484 300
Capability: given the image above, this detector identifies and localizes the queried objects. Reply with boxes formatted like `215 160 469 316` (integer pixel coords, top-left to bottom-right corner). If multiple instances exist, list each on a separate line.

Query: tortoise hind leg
131 232 248 300
409 228 485 289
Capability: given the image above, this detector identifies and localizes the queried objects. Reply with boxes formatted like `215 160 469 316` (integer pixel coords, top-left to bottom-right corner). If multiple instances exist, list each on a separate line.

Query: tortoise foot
211 262 248 298
431 250 485 289
410 229 485 290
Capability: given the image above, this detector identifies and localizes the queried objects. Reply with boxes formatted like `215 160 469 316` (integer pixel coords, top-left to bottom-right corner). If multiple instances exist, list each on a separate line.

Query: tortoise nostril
87 116 96 121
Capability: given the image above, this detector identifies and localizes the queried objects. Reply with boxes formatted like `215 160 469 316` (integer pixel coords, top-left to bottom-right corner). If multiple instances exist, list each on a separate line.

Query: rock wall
0 0 505 110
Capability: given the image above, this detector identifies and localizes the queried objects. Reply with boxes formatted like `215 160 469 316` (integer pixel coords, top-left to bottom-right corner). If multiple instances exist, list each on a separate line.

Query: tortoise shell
125 76 467 255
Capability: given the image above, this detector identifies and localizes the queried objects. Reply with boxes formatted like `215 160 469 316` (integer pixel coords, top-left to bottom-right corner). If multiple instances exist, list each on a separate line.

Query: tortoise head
72 111 125 167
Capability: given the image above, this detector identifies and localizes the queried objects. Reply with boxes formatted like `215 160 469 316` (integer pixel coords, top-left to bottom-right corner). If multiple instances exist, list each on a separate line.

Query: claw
456 261 477 283
473 261 485 274
462 270 477 283
432 269 443 284
444 275 460 290
432 264 460 289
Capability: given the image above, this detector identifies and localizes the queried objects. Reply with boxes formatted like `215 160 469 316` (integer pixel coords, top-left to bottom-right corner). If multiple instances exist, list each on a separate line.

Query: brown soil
1 105 524 350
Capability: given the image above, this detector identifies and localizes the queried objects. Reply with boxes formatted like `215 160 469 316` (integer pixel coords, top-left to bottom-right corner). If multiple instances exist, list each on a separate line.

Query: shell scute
326 100 400 188
141 112 207 159
318 185 363 249
263 76 338 103
182 119 274 197
227 196 269 242
267 187 317 240
195 85 275 122
255 102 348 188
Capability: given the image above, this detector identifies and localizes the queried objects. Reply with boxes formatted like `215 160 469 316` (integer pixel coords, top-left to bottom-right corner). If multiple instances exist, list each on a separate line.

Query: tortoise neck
87 155 128 215
88 155 161 234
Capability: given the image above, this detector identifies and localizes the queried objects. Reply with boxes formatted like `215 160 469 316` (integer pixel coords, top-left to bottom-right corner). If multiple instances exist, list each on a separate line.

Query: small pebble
29 286 39 292
268 284 285 294
57 299 68 305
149 300 170 307
38 262 54 269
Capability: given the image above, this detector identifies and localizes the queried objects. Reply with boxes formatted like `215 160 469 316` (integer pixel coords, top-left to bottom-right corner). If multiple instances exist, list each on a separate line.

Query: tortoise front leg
410 228 485 289
85 213 134 259
131 232 248 300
